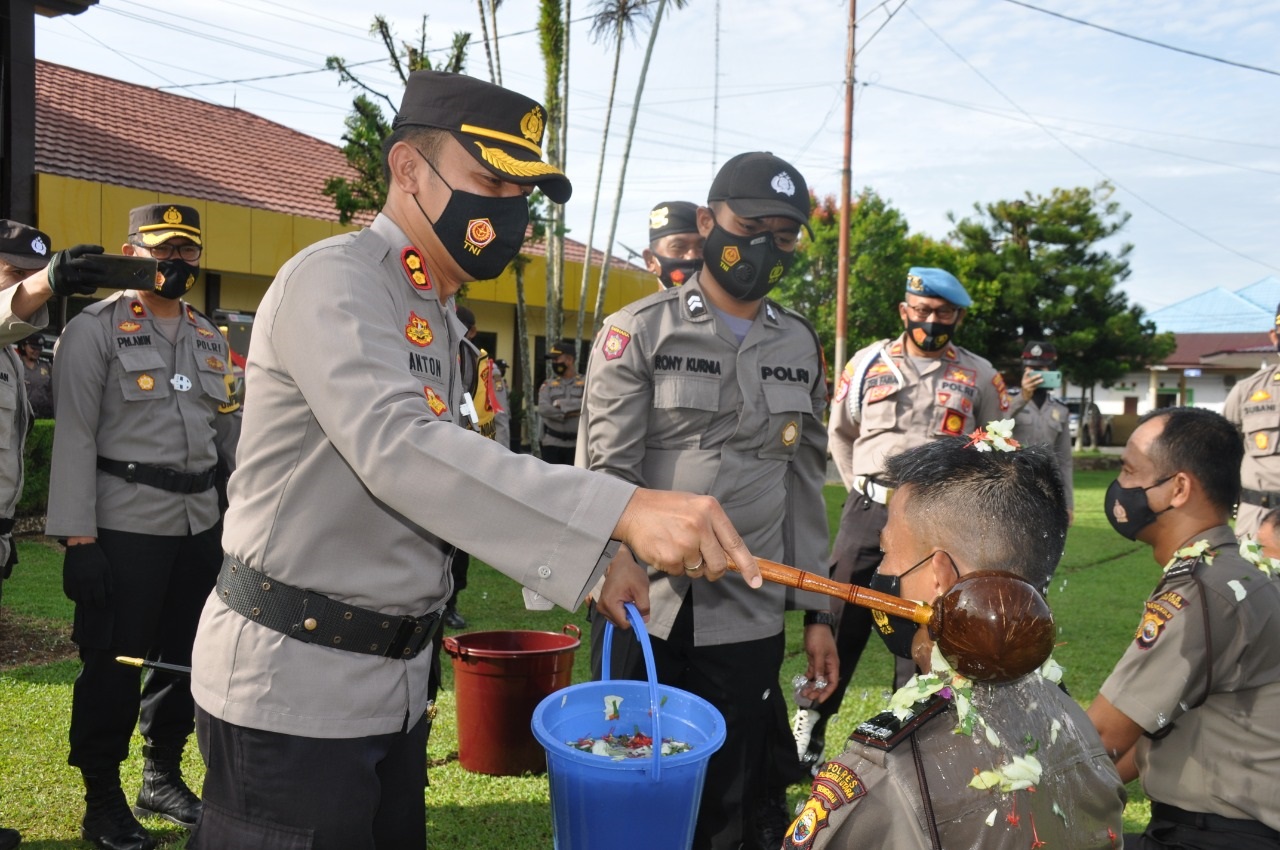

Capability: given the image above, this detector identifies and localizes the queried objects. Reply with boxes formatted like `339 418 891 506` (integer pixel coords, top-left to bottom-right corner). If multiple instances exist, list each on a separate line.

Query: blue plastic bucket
531 603 726 850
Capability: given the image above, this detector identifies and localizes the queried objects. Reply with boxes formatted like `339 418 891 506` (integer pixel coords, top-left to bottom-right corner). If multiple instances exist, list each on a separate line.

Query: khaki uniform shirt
1008 389 1074 507
789 673 1125 849
1223 364 1280 537
828 336 1010 488
1100 525 1280 828
0 284 49 564
46 293 241 538
538 372 584 447
577 280 829 645
191 215 635 739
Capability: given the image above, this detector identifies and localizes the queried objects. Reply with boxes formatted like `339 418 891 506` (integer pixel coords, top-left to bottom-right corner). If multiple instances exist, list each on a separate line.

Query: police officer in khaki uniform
1223 303 1280 539
787 438 1125 850
578 152 838 850
538 338 584 463
47 204 241 850
643 200 704 289
1090 407 1280 848
1008 341 1073 519
187 70 760 850
795 268 1009 776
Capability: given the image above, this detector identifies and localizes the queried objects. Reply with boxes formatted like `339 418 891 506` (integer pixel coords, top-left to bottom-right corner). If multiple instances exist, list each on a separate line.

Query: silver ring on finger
684 557 703 573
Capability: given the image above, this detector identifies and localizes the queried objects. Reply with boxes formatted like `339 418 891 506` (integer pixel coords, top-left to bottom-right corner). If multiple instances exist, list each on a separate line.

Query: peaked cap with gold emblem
129 204 202 247
393 70 572 204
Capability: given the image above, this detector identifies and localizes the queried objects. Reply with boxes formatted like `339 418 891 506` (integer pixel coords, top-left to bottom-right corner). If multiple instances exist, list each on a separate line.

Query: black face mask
155 259 197 300
551 361 568 376
867 552 941 660
1105 475 1174 541
906 319 956 353
654 254 703 289
704 223 793 302
414 150 529 282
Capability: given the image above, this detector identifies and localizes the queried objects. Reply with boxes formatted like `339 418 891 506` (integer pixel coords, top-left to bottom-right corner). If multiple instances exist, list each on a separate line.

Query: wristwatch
804 610 837 632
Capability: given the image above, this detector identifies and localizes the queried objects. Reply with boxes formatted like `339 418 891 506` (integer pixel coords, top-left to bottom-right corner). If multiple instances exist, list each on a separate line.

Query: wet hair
884 439 1067 590
1139 407 1242 516
380 126 450 185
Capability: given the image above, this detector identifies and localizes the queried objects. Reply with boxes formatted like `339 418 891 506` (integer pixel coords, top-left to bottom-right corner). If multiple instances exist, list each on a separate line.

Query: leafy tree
322 16 469 223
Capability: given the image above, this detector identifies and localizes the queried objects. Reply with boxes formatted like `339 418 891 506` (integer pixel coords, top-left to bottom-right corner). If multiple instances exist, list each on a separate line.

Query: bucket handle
601 602 662 782
563 623 581 640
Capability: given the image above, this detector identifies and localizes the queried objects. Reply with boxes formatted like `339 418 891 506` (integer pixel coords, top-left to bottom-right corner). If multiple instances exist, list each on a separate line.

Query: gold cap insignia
650 206 670 229
907 273 924 292
520 107 544 143
163 206 183 225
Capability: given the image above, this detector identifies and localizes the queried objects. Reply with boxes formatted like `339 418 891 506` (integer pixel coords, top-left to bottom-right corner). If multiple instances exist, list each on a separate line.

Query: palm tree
539 0 569 352
573 0 651 355
592 0 682 334
475 0 496 82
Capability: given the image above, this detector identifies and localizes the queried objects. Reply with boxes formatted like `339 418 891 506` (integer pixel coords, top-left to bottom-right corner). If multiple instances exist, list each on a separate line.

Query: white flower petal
1227 580 1247 602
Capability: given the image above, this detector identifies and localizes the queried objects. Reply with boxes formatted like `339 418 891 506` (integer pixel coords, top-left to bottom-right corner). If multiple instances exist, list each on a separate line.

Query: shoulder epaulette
1163 556 1201 580
847 695 948 752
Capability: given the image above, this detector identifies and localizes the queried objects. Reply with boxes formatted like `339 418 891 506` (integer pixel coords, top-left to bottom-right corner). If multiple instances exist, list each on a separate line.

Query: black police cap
546 339 576 358
648 201 700 242
1022 341 1057 365
129 204 202 247
393 70 572 204
708 152 811 231
0 220 52 270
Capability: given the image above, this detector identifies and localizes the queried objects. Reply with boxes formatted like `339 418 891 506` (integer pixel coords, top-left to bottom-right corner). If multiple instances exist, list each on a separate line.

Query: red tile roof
1164 332 1272 367
35 60 357 222
33 61 644 271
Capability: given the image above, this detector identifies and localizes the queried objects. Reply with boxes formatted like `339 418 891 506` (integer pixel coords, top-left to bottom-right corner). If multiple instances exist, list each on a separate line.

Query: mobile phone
94 255 158 291
1030 369 1061 390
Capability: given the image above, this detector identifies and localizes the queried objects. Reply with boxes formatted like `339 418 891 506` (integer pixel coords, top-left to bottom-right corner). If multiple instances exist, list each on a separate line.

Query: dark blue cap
905 267 971 308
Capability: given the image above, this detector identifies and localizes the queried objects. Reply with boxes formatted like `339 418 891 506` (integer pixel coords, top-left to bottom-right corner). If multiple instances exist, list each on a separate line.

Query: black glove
46 244 108 297
63 542 112 607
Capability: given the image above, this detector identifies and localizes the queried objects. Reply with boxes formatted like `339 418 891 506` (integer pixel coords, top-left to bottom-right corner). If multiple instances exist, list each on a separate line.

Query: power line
64 20 213 103
156 59 384 92
907 5 1280 275
1001 0 1280 78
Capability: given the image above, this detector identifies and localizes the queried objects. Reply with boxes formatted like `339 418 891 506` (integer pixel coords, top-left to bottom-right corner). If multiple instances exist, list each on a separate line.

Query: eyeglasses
904 303 959 323
136 242 202 262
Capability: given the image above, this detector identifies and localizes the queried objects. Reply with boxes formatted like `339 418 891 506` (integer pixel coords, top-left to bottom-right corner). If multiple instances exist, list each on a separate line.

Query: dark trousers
68 525 222 769
817 496 913 724
1125 804 1280 850
191 708 428 850
540 443 576 465
606 595 785 850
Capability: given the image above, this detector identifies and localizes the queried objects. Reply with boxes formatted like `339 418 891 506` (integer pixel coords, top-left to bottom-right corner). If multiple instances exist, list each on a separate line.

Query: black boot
132 743 201 829
81 768 156 850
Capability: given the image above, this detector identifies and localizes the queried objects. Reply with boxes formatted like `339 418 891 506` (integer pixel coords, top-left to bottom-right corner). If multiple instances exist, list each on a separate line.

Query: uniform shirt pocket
1243 408 1280 457
652 373 719 448
194 353 231 403
117 349 171 402
758 383 811 460
860 392 899 433
0 378 17 451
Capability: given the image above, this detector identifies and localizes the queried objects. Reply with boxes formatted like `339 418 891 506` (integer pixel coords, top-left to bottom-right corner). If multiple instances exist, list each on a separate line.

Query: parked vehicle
1065 399 1105 447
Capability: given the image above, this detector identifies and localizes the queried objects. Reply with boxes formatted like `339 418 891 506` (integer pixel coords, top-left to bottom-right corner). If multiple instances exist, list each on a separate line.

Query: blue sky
34 0 1280 316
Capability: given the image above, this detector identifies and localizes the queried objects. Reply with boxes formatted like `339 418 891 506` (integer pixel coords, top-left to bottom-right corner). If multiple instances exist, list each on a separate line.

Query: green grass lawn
0 469 1162 846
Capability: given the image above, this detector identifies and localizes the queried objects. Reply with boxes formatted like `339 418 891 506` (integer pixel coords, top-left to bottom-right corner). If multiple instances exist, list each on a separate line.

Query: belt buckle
384 615 432 659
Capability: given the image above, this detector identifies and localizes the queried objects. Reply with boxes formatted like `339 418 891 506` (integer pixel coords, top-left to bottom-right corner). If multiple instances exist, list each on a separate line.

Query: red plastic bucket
442 625 581 775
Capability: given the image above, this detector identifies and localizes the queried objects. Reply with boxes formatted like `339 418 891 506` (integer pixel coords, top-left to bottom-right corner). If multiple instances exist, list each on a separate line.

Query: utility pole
833 0 856 377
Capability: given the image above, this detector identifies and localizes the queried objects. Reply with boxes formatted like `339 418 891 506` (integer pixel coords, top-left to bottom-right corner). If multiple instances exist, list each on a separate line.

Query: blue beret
905 267 971 308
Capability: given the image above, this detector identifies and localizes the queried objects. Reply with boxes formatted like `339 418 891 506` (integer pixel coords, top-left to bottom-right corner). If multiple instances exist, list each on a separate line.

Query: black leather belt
1151 802 1280 839
0 518 14 536
1241 487 1280 509
216 556 441 659
97 457 217 494
543 426 577 441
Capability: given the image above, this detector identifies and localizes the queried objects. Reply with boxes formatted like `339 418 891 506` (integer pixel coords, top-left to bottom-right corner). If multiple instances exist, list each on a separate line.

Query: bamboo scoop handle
730 557 932 624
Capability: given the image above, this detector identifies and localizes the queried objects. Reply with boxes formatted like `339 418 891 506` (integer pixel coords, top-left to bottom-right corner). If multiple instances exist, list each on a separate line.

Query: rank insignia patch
401 247 431 290
405 311 434 347
602 326 631 361
781 420 798 446
185 306 197 324
136 373 155 391
117 321 141 333
941 410 965 435
424 386 448 416
1273 373 1280 382
1251 389 1272 402
206 356 225 371
129 301 146 318
783 798 831 849
888 341 904 356
686 293 706 317
946 367 976 387
196 327 217 339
